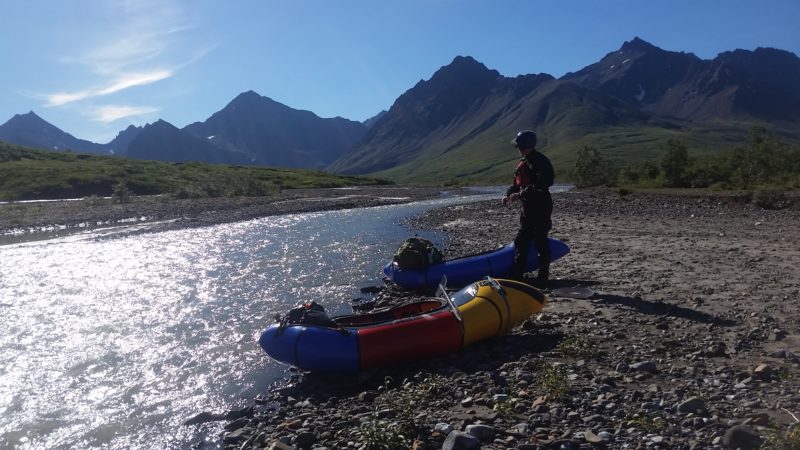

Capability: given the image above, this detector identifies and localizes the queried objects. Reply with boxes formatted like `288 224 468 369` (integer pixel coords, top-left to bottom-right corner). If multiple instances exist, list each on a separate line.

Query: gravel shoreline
211 189 799 450
0 186 460 240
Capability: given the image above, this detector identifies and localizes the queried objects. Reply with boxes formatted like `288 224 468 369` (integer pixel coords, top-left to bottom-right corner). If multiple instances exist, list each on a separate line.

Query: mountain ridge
0 111 107 154
329 38 800 180
1 38 798 181
182 90 366 169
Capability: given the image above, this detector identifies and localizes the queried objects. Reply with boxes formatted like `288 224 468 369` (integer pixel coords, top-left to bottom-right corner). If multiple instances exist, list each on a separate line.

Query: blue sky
1 0 798 143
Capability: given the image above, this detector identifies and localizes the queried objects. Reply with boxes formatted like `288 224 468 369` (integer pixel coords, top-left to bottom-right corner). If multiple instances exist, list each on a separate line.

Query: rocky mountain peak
8 111 49 127
620 36 658 53
151 119 173 128
231 90 264 103
430 55 499 83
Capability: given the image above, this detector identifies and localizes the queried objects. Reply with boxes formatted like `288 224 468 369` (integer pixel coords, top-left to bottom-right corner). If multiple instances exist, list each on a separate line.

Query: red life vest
514 159 532 189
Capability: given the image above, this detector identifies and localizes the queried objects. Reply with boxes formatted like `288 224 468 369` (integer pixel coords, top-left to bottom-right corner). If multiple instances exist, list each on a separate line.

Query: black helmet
512 130 537 149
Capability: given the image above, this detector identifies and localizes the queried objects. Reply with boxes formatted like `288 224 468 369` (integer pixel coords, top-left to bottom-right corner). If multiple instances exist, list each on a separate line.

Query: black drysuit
505 151 554 279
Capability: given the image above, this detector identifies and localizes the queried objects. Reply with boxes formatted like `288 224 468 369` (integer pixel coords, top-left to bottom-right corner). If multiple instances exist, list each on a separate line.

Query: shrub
616 127 800 191
172 185 210 199
538 363 569 400
226 179 275 197
661 139 690 187
377 373 447 439
83 195 105 206
359 419 408 450
556 334 595 357
574 146 617 188
627 413 668 433
112 181 132 204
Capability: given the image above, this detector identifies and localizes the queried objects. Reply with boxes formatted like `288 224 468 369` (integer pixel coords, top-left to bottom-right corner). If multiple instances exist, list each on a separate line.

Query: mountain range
1 37 798 183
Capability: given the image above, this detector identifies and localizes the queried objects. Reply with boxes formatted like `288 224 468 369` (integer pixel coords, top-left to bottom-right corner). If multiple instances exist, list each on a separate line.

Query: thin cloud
45 70 172 106
46 91 94 107
42 0 207 108
71 25 193 75
96 70 173 96
89 105 160 123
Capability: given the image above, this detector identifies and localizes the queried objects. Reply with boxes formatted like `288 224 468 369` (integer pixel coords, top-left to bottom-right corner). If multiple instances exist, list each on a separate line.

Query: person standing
501 130 554 286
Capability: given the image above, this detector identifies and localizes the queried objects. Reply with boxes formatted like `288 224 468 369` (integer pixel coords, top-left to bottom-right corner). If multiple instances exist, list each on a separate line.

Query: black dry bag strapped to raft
274 301 349 336
276 301 337 328
393 237 444 270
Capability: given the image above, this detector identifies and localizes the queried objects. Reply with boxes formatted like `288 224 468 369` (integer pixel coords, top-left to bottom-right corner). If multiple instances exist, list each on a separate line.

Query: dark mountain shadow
592 293 737 326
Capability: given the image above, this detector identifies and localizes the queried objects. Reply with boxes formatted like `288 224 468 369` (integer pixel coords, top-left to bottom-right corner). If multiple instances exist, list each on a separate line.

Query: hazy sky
1 0 798 143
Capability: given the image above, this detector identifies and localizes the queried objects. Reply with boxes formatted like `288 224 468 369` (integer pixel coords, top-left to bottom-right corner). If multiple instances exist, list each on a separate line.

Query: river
0 186 571 449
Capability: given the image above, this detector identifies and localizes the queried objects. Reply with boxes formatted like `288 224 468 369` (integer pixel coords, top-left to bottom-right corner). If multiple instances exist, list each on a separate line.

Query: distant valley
1 37 799 184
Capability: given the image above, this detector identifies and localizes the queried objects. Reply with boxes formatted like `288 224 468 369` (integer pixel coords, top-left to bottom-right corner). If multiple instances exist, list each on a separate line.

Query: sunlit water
0 189 526 450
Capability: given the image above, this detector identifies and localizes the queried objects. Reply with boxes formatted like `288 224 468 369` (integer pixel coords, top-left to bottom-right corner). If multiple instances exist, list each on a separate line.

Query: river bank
0 186 461 239
216 189 800 449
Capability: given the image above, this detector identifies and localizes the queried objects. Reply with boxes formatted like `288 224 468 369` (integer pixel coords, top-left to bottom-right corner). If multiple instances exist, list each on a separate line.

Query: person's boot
534 265 549 287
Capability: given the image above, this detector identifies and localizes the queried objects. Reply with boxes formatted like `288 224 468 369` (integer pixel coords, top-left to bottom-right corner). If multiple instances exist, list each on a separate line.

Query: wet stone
631 360 659 374
442 430 481 450
294 431 316 448
465 424 495 441
677 397 707 414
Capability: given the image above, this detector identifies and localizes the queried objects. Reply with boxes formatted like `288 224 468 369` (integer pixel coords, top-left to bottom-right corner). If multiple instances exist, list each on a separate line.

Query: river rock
753 363 774 380
442 430 481 450
722 425 762 449
768 349 795 358
184 411 223 425
223 417 249 432
223 427 251 444
707 342 727 356
583 430 603 444
630 361 658 373
466 423 495 441
224 406 254 420
358 390 378 402
677 397 707 414
294 431 316 448
493 393 508 402
267 441 292 450
435 422 454 434
598 431 614 442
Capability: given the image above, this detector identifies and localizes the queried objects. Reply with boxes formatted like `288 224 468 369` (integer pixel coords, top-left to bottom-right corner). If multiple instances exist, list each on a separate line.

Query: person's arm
502 177 520 205
505 183 520 196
